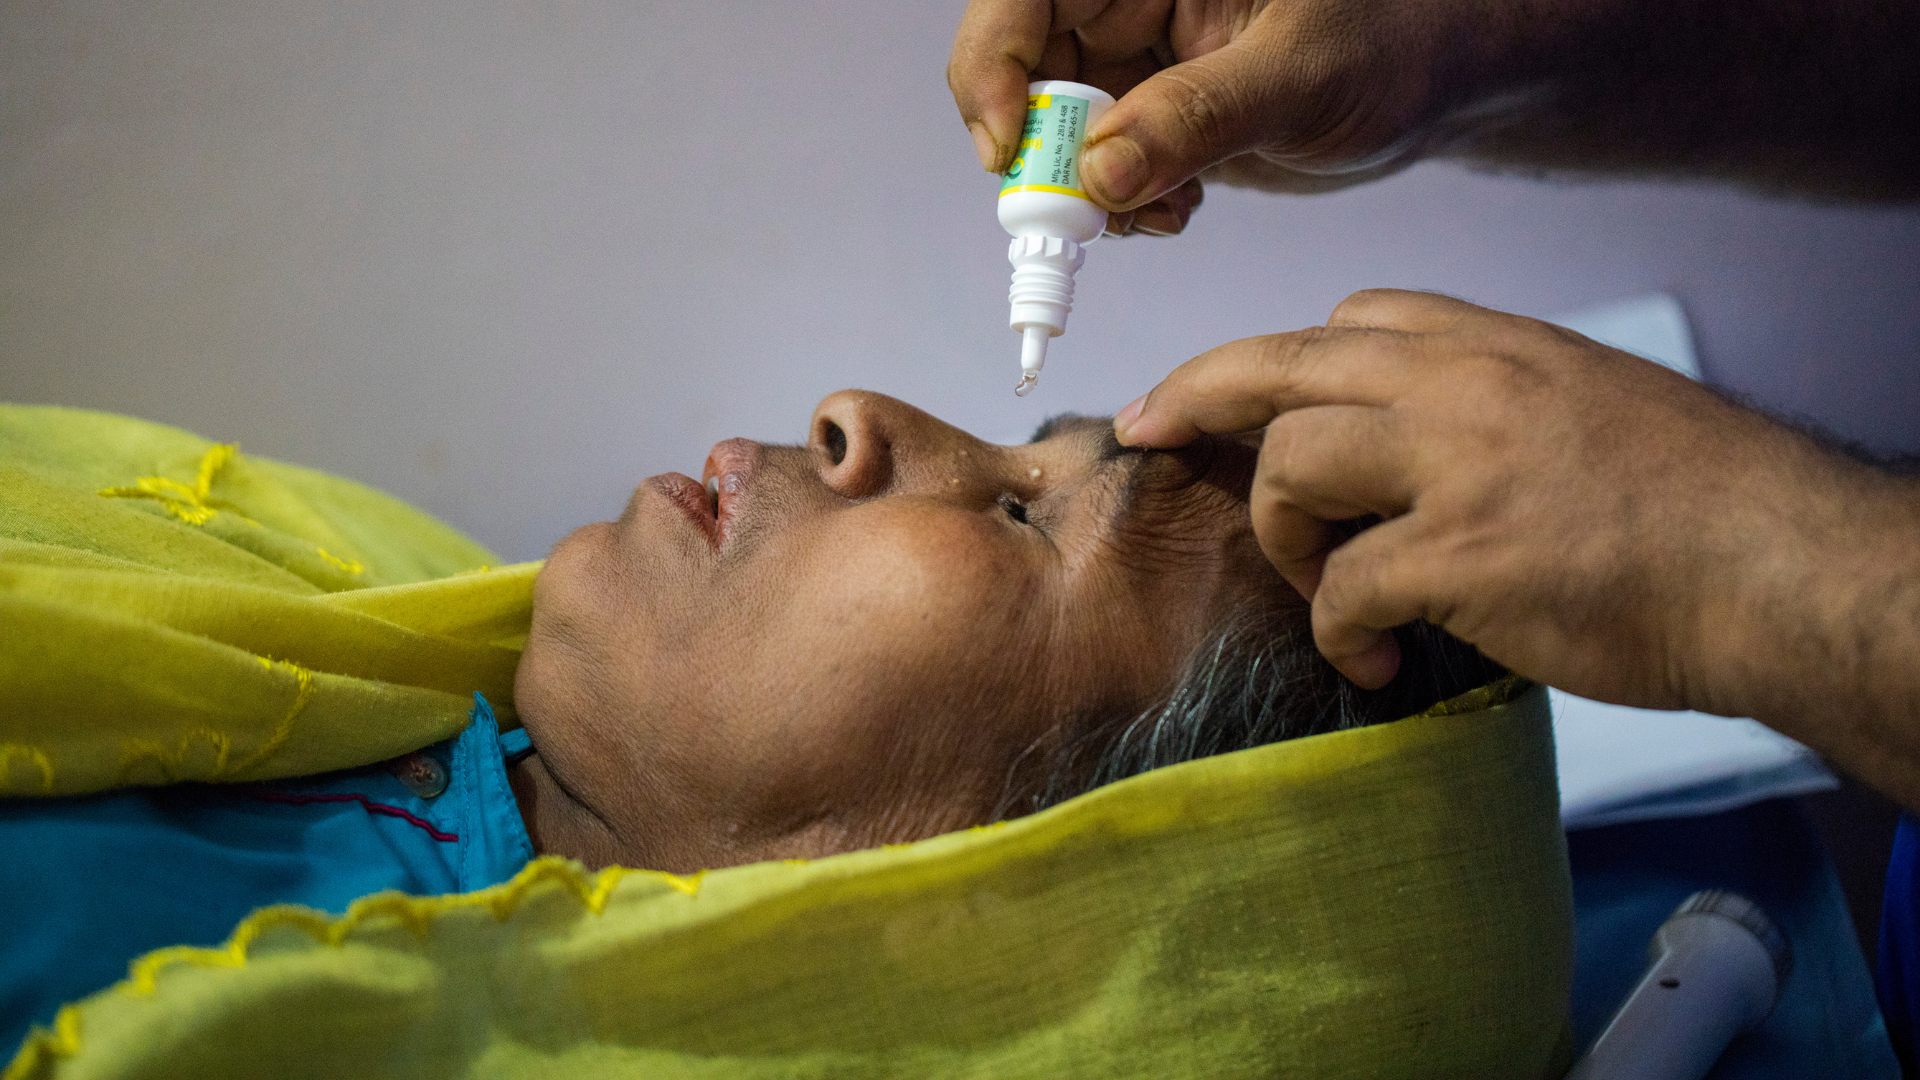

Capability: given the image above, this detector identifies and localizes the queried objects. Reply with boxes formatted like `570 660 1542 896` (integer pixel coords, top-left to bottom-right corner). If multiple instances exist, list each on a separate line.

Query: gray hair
996 602 1506 819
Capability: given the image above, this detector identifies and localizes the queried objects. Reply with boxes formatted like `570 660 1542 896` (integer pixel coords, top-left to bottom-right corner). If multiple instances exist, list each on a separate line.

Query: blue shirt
1878 814 1920 1073
0 694 534 1052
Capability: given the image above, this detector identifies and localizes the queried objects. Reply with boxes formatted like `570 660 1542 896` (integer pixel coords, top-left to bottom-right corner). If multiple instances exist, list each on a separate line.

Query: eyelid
997 491 1033 526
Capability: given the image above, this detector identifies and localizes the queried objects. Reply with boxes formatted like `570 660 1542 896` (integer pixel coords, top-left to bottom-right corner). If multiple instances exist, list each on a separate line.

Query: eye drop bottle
997 79 1116 396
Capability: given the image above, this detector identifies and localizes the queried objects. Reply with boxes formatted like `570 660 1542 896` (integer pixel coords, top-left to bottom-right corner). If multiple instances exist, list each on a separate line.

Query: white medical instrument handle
1566 890 1791 1080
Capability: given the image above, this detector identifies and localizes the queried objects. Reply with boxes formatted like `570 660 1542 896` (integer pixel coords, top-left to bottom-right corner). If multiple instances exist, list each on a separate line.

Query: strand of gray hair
996 606 1504 820
996 606 1357 818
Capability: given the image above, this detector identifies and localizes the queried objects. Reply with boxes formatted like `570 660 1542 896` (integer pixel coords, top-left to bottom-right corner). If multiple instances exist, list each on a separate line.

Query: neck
507 752 624 869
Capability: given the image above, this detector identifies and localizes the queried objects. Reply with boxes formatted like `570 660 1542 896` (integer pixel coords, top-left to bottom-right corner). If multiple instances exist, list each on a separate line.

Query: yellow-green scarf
2 404 1571 1079
1 404 535 796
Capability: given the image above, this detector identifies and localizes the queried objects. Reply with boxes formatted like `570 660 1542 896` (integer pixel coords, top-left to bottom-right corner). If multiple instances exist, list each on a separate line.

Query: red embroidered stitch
240 788 459 842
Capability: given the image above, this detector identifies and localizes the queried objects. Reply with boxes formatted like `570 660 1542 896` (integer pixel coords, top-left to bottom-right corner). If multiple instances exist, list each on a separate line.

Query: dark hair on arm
996 598 1507 820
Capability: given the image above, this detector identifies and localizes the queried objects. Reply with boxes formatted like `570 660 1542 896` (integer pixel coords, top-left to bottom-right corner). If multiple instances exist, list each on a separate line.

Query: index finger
949 0 1107 172
1113 325 1421 447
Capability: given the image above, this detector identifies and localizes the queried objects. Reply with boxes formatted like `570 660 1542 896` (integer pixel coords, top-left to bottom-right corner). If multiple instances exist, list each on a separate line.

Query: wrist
1685 434 1920 786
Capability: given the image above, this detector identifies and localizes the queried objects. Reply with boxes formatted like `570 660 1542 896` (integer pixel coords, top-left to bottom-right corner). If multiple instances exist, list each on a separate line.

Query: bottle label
1000 94 1092 200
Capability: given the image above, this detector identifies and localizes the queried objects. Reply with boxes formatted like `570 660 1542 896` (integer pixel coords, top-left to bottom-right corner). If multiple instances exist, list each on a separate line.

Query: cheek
722 513 1049 783
774 514 1038 671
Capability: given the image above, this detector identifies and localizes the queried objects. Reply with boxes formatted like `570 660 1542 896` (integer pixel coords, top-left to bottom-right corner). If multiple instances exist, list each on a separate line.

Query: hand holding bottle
948 0 1551 234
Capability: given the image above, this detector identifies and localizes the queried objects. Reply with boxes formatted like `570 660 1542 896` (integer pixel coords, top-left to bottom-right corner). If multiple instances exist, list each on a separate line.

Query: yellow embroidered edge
2 676 1524 1076
1413 673 1533 719
103 658 315 792
1 657 315 797
2 856 704 1080
314 548 365 576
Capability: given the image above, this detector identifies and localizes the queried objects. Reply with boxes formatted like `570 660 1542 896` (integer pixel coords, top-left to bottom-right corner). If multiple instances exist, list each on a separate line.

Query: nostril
810 391 901 497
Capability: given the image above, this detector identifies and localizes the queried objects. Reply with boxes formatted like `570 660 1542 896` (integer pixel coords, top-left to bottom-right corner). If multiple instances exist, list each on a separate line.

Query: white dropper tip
1015 324 1049 396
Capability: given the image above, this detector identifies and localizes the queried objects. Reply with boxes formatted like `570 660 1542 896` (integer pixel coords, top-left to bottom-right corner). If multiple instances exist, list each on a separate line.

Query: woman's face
517 390 1291 872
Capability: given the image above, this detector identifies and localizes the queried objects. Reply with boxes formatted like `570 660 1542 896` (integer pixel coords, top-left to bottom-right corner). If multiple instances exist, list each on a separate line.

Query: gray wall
5 0 1917 561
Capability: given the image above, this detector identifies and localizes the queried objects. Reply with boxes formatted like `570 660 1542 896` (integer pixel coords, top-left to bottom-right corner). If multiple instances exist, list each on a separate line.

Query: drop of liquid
1014 371 1040 397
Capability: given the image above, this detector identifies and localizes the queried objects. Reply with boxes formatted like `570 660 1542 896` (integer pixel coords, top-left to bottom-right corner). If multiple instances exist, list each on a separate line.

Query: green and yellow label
1000 94 1092 199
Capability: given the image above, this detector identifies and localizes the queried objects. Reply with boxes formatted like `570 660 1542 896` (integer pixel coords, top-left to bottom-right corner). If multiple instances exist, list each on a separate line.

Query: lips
701 437 759 548
650 472 721 548
642 438 761 552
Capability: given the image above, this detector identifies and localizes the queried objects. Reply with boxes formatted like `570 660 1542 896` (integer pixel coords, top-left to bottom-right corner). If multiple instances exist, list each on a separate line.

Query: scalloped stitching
4 856 703 1079
110 659 312 788
3 680 1525 1078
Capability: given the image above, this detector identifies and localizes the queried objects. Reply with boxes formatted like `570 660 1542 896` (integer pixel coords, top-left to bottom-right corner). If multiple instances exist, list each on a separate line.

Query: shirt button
389 751 449 800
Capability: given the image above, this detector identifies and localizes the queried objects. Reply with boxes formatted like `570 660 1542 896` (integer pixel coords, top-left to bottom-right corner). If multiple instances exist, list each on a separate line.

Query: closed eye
998 493 1030 525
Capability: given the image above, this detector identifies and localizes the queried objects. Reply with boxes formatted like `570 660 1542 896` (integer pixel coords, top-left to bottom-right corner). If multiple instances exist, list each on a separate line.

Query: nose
808 390 994 500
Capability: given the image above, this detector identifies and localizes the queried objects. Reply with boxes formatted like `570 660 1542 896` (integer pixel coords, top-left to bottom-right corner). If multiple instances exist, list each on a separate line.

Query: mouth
639 438 761 553
650 472 721 549
700 437 760 549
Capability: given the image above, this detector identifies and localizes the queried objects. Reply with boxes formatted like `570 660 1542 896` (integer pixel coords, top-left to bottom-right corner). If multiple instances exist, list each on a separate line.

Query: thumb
1077 30 1305 211
1080 15 1391 211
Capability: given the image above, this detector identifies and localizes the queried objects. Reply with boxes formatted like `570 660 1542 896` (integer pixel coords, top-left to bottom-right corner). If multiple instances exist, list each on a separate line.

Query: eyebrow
1027 413 1081 444
1029 413 1133 462
1030 413 1148 536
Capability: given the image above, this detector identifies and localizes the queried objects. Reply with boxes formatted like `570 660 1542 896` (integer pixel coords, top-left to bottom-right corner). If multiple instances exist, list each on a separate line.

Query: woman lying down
0 390 1500 1048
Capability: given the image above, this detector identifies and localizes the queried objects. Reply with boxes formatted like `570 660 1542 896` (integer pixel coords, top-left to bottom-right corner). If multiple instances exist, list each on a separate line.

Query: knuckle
1328 288 1413 327
1317 535 1408 624
1458 344 1551 398
1248 497 1302 557
1159 66 1241 159
1258 413 1314 485
1251 498 1308 569
1309 601 1370 661
1248 329 1318 393
946 58 970 100
1252 509 1330 577
1315 545 1373 615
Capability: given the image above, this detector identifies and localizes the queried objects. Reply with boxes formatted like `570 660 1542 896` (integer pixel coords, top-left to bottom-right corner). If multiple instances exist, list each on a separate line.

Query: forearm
1436 0 1920 199
1695 436 1920 803
1787 569 1920 806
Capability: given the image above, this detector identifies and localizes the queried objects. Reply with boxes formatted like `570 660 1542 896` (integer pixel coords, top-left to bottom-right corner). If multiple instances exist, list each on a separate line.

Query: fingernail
968 122 999 173
1113 393 1148 438
1081 136 1149 207
1130 206 1182 237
